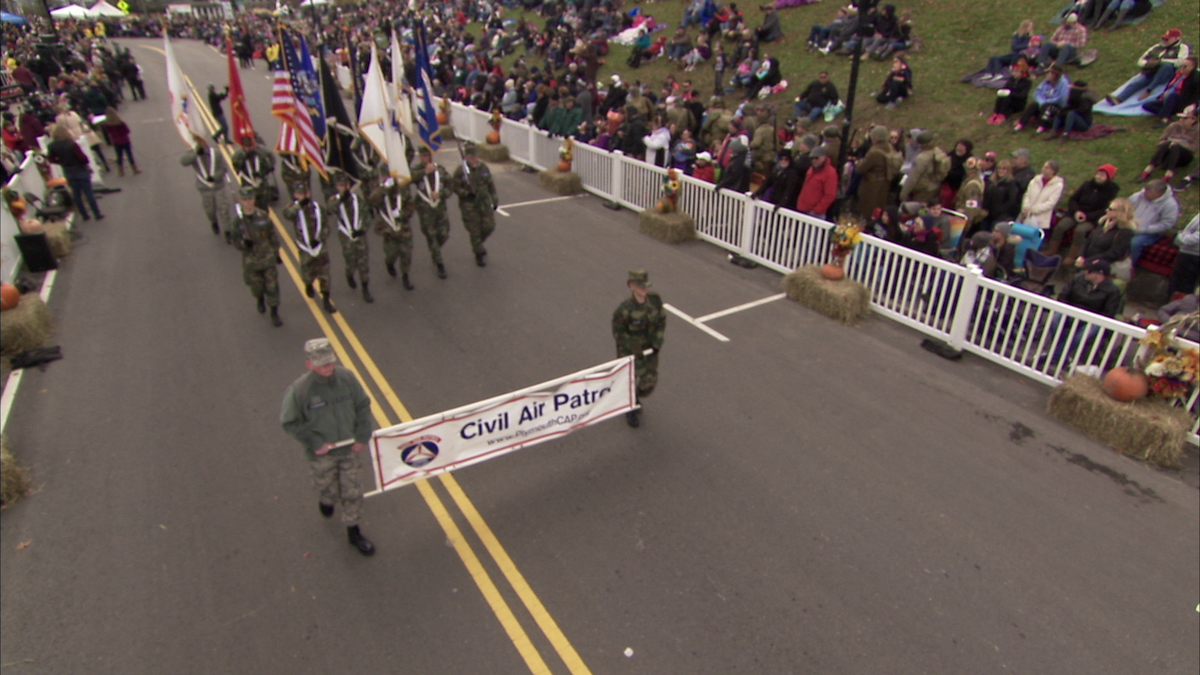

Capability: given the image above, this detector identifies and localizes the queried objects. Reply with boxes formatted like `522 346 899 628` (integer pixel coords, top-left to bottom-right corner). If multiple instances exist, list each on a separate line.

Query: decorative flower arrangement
488 109 502 132
1 187 26 219
829 219 863 260
1138 313 1199 401
559 136 574 162
659 168 680 213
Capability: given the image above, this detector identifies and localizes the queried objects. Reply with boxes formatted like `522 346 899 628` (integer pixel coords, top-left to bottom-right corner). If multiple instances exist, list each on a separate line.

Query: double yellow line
166 56 591 675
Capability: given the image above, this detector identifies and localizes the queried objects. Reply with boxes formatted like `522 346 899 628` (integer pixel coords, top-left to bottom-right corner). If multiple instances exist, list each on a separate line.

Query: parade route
0 37 1196 675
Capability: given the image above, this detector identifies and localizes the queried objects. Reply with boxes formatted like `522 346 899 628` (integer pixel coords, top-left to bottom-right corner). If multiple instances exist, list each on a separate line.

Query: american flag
272 69 326 176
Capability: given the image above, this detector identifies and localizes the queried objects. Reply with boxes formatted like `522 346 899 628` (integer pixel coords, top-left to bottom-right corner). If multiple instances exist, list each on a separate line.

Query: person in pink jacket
1019 159 1065 230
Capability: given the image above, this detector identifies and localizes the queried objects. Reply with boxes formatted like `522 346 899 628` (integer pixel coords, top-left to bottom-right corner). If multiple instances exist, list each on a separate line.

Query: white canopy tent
87 0 126 16
50 4 91 18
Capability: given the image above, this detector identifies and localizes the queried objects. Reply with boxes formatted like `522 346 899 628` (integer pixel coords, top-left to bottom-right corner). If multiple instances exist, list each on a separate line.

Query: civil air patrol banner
369 356 637 493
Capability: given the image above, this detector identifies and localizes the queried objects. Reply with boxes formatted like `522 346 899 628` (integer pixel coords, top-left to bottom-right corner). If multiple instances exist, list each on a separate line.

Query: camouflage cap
417 145 433 157
304 338 337 366
290 180 311 193
359 166 378 180
331 169 352 185
238 185 257 199
462 142 478 157
627 270 651 287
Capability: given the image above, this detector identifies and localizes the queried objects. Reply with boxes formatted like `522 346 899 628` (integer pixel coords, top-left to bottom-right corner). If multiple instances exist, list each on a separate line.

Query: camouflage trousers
309 452 363 525
243 264 280 307
197 186 231 233
620 348 659 397
418 210 450 265
339 233 370 283
379 226 413 274
462 212 496 256
299 251 330 291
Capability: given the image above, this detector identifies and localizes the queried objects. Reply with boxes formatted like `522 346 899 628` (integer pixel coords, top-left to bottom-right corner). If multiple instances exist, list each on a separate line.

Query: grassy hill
500 0 1198 224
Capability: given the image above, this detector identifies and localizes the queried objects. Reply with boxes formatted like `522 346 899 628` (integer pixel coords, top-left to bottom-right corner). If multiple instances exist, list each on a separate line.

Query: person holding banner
451 142 499 268
612 270 667 428
412 146 453 279
281 338 376 557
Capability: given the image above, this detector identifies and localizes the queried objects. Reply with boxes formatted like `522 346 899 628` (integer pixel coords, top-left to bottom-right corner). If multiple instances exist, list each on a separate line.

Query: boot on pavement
386 262 397 277
402 273 414 290
362 282 374 303
256 295 266 314
305 282 314 298
348 525 375 556
322 291 337 314
437 263 447 279
346 273 357 289
270 307 283 327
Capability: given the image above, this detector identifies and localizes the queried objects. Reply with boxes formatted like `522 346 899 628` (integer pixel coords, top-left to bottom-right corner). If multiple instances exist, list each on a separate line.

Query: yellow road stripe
177 66 587 675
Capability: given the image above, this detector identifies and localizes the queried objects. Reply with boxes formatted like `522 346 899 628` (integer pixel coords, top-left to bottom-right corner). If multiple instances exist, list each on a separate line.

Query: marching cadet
279 153 311 194
451 142 499 267
283 181 336 314
231 135 276 213
611 270 667 428
369 172 416 291
179 135 231 237
411 145 453 279
231 185 283 327
328 169 373 303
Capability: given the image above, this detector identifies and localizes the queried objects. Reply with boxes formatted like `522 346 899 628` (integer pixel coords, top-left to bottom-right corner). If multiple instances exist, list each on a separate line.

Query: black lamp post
836 20 878 184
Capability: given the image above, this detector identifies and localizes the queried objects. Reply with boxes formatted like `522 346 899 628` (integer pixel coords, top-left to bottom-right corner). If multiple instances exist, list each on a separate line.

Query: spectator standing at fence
855 125 899 219
46 124 103 221
281 338 376 557
899 130 946 205
1127 180 1180 264
981 161 1025 234
795 146 838 219
1019 159 1065 232
752 148 801 212
612 270 666 429
1046 163 1119 257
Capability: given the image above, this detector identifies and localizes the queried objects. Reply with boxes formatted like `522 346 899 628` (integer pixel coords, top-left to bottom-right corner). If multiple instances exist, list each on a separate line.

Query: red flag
227 37 255 146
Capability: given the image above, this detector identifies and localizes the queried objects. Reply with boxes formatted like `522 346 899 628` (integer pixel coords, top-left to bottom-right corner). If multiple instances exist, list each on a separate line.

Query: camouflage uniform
283 195 332 303
328 184 372 299
279 155 311 193
452 155 499 264
612 271 667 400
179 145 231 236
370 180 416 288
232 145 276 209
412 158 453 273
232 198 281 309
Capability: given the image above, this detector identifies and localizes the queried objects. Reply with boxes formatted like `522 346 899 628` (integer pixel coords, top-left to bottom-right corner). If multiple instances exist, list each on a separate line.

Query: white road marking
695 293 787 323
0 258 62 435
665 303 730 342
499 195 585 210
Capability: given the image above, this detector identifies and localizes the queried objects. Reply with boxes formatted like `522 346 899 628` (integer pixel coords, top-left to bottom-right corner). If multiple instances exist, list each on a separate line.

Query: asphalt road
1 38 1197 675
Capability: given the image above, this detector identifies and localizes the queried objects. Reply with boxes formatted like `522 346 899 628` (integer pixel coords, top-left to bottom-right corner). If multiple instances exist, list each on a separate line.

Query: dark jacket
1080 224 1133 263
1067 179 1120 224
46 139 90 173
982 176 1022 224
1058 273 1123 318
800 80 839 108
754 161 802 208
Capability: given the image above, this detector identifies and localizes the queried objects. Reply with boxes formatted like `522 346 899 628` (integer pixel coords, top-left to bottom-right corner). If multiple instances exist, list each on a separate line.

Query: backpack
930 147 951 185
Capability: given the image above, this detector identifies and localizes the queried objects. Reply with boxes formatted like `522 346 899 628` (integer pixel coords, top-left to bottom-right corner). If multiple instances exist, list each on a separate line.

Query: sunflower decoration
1 187 26 219
1137 311 1200 401
659 168 681 213
829 218 864 260
488 108 502 132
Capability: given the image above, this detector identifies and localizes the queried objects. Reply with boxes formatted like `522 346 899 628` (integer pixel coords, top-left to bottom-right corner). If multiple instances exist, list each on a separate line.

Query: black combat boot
402 273 414 290
346 273 357 289
362 282 374 303
437 263 447 279
319 502 333 518
625 409 641 428
322 291 337 314
304 282 314 298
270 307 283 327
225 230 233 245
211 220 220 234
256 295 266 314
386 262 397 277
348 525 375 556
475 252 486 267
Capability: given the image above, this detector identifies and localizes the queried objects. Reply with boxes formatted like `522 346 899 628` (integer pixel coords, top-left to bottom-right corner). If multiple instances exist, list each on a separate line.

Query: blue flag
281 29 326 140
412 22 442 152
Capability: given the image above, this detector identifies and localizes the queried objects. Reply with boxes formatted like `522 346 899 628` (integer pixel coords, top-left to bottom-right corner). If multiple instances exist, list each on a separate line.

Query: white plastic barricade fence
445 102 1197 444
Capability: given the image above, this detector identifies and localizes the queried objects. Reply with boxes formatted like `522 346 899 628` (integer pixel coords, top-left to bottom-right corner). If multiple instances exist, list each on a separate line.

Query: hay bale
438 124 456 141
1 436 30 509
782 265 872 326
0 294 52 355
638 209 696 243
539 169 584 196
1047 374 1192 467
477 143 509 163
42 220 72 259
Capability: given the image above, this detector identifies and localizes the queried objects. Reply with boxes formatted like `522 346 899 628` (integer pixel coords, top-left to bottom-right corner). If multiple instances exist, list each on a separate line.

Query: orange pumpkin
1102 367 1149 402
557 160 571 172
436 112 449 125
486 131 501 144
0 283 19 311
820 262 845 280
